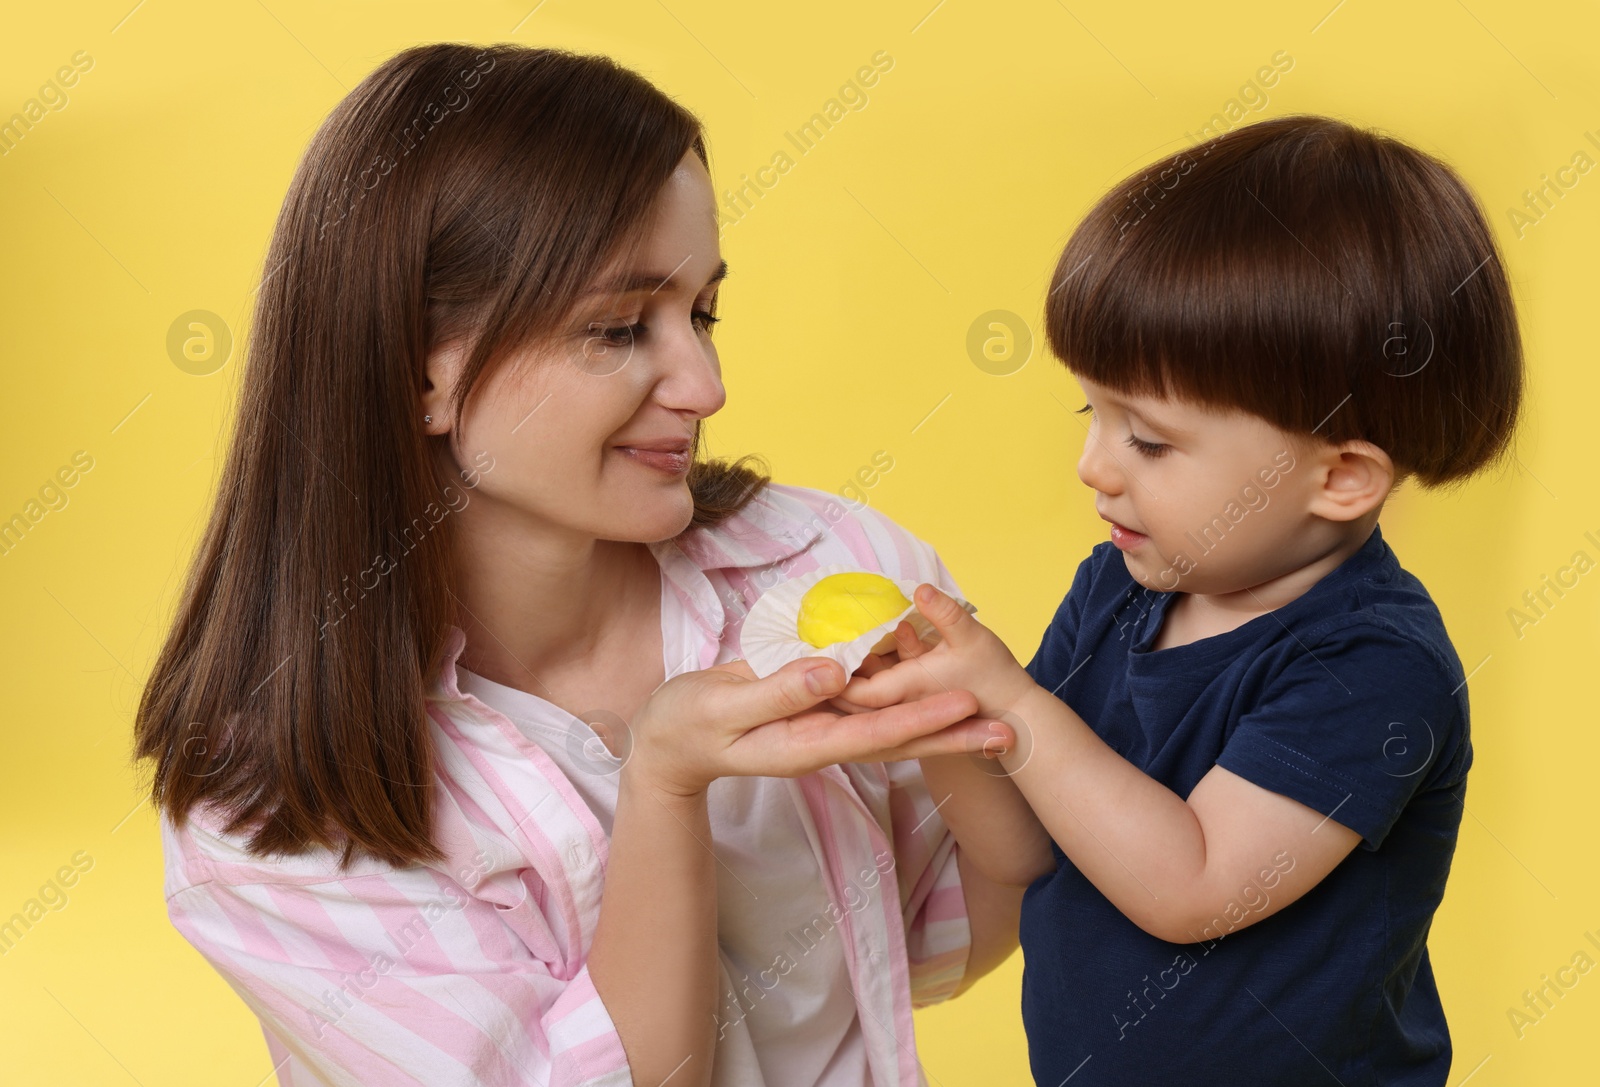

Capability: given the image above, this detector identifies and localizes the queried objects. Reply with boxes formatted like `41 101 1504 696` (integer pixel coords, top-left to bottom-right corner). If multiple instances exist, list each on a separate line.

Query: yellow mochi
796 572 912 649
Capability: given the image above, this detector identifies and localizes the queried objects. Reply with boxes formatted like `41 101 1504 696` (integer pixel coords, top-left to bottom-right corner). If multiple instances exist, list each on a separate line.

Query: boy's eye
692 309 721 334
1077 400 1168 457
1125 435 1169 458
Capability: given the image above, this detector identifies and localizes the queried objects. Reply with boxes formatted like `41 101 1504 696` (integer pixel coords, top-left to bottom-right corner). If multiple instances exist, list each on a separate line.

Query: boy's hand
838 583 1037 721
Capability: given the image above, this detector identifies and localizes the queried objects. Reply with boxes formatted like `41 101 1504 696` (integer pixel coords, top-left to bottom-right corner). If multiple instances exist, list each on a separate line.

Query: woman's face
429 150 727 544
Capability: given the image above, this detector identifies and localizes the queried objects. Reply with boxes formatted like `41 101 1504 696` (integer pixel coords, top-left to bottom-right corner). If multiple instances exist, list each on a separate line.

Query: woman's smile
613 435 693 475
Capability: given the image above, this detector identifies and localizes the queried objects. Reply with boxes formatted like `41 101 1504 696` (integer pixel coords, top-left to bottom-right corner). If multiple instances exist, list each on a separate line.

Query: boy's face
1073 374 1325 596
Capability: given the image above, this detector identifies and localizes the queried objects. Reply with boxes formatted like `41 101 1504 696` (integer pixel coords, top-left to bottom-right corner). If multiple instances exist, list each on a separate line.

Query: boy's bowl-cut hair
1045 114 1523 491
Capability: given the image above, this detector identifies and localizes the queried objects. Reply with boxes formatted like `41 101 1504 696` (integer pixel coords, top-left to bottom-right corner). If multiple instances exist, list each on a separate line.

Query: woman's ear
1307 439 1395 523
422 339 469 435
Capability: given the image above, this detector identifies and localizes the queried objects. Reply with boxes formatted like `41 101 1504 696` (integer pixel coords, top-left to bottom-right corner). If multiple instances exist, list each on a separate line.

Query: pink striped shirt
160 483 974 1086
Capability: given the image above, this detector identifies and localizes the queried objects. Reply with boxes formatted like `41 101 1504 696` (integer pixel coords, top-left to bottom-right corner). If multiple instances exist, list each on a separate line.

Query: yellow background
2 1 1596 1082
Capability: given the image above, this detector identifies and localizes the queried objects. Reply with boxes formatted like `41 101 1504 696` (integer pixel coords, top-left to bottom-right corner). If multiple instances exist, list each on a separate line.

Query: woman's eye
586 309 719 345
588 321 643 347
1125 434 1169 458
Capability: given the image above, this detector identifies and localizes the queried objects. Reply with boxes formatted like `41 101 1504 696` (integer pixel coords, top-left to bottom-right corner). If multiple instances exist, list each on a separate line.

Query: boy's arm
1006 683 1359 942
844 630 1056 890
922 753 1054 996
918 749 1057 887
847 626 1057 891
846 585 1364 944
915 626 1055 998
844 633 1054 997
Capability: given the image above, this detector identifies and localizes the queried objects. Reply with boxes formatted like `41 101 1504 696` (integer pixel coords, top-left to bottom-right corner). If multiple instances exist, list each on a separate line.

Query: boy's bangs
1041 115 1523 488
1045 154 1367 426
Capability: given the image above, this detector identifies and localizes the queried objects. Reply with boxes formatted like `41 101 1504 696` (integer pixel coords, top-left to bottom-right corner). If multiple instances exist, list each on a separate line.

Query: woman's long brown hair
135 44 768 868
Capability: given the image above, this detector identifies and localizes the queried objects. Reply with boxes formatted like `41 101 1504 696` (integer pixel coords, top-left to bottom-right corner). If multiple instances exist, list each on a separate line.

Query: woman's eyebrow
585 258 728 296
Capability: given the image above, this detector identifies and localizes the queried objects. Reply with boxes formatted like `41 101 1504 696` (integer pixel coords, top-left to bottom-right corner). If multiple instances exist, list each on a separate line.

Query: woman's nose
656 323 726 420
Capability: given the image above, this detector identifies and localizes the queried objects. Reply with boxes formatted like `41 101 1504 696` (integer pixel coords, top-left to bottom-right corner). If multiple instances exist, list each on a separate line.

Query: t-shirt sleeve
1213 621 1464 850
1025 551 1098 698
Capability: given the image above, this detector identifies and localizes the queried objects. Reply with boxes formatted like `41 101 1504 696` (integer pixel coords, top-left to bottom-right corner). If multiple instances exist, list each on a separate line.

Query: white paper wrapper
737 563 978 678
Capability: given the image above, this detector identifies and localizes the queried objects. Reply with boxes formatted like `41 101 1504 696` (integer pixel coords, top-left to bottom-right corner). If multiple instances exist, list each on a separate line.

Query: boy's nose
1076 433 1120 495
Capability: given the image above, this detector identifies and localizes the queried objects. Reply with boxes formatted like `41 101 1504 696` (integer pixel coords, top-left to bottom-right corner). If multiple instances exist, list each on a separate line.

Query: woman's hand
627 654 1003 797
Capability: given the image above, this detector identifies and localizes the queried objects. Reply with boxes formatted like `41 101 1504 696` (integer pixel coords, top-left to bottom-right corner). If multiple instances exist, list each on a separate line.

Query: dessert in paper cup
738 563 978 679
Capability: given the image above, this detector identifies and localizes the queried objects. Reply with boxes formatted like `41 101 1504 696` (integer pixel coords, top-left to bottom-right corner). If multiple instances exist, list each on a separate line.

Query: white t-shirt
454 563 869 1087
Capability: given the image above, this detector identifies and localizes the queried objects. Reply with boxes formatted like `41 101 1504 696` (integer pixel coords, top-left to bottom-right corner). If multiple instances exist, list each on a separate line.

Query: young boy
842 115 1522 1084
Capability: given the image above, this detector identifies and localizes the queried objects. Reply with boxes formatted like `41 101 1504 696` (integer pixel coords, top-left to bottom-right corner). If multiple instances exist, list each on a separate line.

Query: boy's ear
1307 439 1394 522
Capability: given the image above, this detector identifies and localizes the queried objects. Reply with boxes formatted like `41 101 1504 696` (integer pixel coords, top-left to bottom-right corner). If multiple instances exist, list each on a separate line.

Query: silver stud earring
424 414 433 423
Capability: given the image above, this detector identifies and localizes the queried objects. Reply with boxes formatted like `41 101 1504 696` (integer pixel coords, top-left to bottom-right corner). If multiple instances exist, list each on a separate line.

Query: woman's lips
1109 522 1148 550
615 445 690 475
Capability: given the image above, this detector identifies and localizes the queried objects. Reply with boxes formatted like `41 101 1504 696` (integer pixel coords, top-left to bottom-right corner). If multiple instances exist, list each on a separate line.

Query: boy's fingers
893 620 926 660
824 692 881 715
912 584 976 646
853 651 895 678
839 668 910 709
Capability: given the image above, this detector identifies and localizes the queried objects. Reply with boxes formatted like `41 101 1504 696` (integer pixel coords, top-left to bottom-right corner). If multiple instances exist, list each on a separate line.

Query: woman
136 43 1049 1087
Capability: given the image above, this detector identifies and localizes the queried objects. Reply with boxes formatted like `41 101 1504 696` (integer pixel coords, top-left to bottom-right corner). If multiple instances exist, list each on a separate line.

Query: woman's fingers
874 717 1016 761
678 652 999 777
708 658 758 681
800 689 979 765
728 688 977 774
704 656 845 730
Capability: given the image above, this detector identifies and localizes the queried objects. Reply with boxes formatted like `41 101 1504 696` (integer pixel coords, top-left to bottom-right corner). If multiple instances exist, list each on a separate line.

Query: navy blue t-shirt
1020 523 1471 1086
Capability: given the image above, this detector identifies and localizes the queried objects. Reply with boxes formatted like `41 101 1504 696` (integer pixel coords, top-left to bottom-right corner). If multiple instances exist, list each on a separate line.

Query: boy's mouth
1099 512 1149 550
1110 523 1148 550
